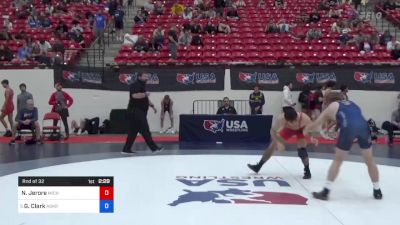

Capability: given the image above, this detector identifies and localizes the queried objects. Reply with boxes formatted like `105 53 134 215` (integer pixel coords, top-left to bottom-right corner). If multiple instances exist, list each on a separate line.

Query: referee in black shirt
122 72 163 154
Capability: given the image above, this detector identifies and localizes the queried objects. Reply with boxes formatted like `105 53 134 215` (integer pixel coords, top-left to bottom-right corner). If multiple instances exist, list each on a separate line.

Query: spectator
257 0 267 8
233 0 246 8
171 2 185 15
1 18 13 40
275 0 286 8
160 95 174 133
16 42 31 62
328 8 341 18
383 0 396 10
306 28 322 40
52 37 65 64
391 42 400 60
298 84 311 116
183 7 193 20
114 5 125 42
353 0 361 10
70 21 84 39
381 102 400 146
226 6 240 20
359 37 373 53
319 0 330 10
48 83 73 140
107 0 118 17
309 9 321 23
38 13 52 28
178 30 192 46
265 20 279 33
55 21 69 39
217 97 237 115
94 10 107 45
133 36 149 52
9 99 41 145
386 38 398 51
282 82 295 108
16 83 33 122
191 21 203 33
168 26 179 60
45 3 54 15
215 0 225 17
206 8 217 19
277 19 291 33
204 21 217 34
340 85 349 101
0 44 14 62
72 31 86 48
194 0 205 9
339 29 353 46
152 26 165 51
299 10 309 23
249 84 265 115
134 9 147 24
71 117 100 135
379 30 393 47
144 0 155 11
154 0 165 15
218 21 231 34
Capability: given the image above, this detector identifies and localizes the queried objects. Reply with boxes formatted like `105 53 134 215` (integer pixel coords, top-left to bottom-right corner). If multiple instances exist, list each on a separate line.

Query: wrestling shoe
247 163 261 174
8 139 16 145
373 189 383 200
303 167 312 179
313 188 330 201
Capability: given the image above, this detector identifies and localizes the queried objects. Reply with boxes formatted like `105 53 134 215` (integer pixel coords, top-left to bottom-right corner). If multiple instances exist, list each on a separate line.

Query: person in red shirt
48 83 73 140
1 79 14 137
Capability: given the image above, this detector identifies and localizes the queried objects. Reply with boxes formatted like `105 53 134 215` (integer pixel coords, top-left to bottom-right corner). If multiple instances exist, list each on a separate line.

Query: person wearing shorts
114 5 125 42
304 91 382 200
1 79 14 137
160 95 174 133
247 106 315 179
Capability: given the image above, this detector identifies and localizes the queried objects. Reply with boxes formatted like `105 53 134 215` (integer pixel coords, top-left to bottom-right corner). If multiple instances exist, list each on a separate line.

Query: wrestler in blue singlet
336 100 372 150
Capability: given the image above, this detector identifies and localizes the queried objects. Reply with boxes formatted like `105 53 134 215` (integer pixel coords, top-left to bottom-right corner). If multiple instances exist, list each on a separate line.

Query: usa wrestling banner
54 66 225 92
230 65 400 91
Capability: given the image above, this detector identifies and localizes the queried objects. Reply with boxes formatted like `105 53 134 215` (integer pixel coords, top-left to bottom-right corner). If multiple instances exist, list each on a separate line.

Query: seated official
382 102 400 146
9 99 41 145
217 97 237 115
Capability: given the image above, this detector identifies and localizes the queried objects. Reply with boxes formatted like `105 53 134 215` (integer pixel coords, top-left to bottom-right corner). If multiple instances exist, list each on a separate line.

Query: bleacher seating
0 0 104 66
375 2 400 28
115 0 397 64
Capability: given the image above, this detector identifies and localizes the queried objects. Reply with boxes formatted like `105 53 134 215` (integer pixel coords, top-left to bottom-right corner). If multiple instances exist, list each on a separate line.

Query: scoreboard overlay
18 176 114 213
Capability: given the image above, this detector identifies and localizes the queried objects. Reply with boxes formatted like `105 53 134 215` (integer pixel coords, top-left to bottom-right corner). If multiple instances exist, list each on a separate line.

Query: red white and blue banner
231 65 400 91
54 66 225 92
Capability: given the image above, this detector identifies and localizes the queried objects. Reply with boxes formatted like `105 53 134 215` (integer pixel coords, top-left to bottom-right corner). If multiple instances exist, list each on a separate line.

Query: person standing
16 83 33 120
94 10 107 45
114 5 125 42
282 82 295 108
48 83 73 140
160 95 174 134
249 84 265 115
122 72 163 154
304 92 382 200
168 26 179 60
1 79 14 137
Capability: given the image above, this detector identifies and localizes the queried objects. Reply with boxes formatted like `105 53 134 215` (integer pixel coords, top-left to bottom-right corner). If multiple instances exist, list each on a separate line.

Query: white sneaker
160 130 165 134
77 129 82 136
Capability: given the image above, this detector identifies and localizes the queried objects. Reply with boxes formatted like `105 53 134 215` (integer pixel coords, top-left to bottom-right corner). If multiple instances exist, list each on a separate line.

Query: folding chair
41 112 62 141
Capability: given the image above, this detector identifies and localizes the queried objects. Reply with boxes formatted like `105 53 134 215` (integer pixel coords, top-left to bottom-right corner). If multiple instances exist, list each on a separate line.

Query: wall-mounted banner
230 65 400 91
54 66 225 92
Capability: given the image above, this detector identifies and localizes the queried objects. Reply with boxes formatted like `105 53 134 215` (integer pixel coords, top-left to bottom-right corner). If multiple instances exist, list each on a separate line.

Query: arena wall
0 69 397 132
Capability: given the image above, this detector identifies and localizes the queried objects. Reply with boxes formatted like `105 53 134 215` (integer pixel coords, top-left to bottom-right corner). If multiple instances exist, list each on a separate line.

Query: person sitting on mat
9 99 41 145
71 117 100 135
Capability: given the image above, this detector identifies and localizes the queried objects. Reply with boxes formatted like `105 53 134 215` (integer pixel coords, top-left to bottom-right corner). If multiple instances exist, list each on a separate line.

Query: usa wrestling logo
203 119 225 134
119 73 159 85
239 72 279 84
177 73 216 85
354 72 373 84
239 72 257 83
62 70 102 84
176 73 195 85
169 176 308 206
296 73 314 84
354 71 395 84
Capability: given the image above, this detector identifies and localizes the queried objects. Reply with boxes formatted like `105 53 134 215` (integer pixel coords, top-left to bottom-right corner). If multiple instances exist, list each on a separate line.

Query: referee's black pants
124 109 158 151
